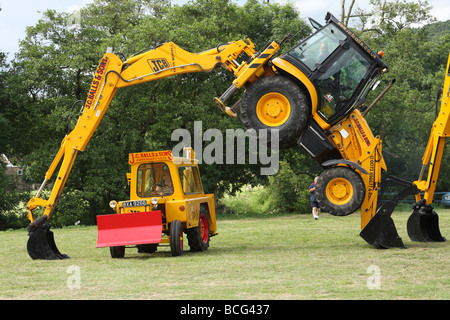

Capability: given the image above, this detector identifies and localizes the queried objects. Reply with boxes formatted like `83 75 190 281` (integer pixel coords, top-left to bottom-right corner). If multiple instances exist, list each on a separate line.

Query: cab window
178 166 202 194
137 162 174 197
289 24 346 71
316 48 371 121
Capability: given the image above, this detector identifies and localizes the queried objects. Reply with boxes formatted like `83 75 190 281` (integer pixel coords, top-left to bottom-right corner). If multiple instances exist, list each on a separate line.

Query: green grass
218 186 273 216
0 208 449 300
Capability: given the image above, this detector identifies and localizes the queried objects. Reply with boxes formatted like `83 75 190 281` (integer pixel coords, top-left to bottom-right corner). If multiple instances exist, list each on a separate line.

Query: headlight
151 197 158 205
109 200 118 209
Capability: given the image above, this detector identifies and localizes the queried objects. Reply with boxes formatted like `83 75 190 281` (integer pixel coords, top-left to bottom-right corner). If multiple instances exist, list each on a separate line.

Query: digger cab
96 148 217 257
273 13 388 129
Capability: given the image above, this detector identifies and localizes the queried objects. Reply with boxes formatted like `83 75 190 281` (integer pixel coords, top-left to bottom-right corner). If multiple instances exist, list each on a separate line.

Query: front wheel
170 220 183 257
110 246 125 258
239 76 309 149
315 167 365 216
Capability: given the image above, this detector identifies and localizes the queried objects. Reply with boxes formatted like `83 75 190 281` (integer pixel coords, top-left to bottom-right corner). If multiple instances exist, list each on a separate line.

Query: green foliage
0 164 30 230
363 22 450 189
218 186 272 216
267 160 311 214
355 0 436 35
51 189 92 227
219 158 314 217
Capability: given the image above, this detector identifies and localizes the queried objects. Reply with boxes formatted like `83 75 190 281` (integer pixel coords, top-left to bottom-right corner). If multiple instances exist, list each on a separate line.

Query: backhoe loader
26 12 445 259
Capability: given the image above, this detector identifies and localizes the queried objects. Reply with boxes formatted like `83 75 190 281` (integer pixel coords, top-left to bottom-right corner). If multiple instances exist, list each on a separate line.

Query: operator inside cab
137 163 174 197
287 22 373 122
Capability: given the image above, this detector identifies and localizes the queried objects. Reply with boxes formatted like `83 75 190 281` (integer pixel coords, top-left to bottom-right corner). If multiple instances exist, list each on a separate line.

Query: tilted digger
26 12 446 259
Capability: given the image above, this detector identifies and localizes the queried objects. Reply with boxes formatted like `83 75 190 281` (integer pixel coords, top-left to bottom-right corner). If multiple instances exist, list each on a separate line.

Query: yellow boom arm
413 53 450 204
26 39 281 222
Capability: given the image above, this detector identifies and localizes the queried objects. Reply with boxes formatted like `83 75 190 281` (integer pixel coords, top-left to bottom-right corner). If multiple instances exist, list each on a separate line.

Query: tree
340 0 357 26
0 52 30 229
351 0 436 35
363 25 450 191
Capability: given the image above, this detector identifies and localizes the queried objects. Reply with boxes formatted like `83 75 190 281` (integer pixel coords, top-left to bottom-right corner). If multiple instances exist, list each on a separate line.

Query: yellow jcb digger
26 12 446 259
216 13 447 248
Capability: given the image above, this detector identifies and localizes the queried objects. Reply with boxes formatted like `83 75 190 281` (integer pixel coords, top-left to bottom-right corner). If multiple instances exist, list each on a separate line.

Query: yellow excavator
26 13 446 259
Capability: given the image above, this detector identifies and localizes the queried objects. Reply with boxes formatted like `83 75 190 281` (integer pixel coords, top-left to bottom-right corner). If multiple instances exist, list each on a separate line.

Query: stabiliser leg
26 216 69 260
360 176 419 249
360 201 405 249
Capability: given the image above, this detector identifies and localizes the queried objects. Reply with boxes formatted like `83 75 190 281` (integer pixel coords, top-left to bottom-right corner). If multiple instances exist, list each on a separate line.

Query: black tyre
170 220 183 256
315 167 365 216
187 208 210 252
110 246 125 258
240 76 309 149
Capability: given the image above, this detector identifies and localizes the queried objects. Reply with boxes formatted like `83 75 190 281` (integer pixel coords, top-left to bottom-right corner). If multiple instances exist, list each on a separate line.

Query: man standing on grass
308 177 320 220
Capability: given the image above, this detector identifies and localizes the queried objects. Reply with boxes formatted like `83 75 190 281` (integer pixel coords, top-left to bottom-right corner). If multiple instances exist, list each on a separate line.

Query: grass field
0 208 449 300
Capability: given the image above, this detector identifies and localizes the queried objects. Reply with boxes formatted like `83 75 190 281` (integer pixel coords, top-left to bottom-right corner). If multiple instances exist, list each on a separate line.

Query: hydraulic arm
25 39 281 259
360 53 450 248
413 52 450 203
405 53 450 242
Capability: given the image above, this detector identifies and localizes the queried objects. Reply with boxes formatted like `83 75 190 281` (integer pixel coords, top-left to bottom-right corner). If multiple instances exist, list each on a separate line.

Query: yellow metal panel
128 150 173 165
165 200 188 223
75 53 124 151
327 110 387 230
205 194 218 234
232 41 280 88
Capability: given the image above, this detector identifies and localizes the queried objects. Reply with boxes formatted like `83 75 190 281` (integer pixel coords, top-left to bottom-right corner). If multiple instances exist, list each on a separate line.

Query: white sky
0 0 449 61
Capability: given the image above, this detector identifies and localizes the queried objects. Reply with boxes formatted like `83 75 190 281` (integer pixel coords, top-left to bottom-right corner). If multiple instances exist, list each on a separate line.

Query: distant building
1 154 31 191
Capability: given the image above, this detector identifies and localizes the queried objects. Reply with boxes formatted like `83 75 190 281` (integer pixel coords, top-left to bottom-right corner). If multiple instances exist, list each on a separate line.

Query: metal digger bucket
27 216 70 260
96 211 163 248
407 200 446 242
360 201 406 249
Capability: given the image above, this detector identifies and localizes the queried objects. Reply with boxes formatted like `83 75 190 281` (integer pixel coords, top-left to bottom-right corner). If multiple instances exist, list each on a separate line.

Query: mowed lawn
0 208 449 300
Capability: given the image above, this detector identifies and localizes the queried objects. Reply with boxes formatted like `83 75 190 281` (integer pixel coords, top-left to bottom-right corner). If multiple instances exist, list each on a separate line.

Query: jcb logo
148 58 170 72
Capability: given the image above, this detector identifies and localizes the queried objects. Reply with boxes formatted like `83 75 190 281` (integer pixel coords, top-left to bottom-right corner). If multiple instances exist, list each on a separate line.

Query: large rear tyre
315 167 365 216
170 220 183 256
187 209 210 252
240 76 309 149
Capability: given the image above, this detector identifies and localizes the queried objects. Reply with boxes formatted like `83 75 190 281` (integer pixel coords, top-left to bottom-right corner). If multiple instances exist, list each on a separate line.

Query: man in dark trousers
308 177 320 220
